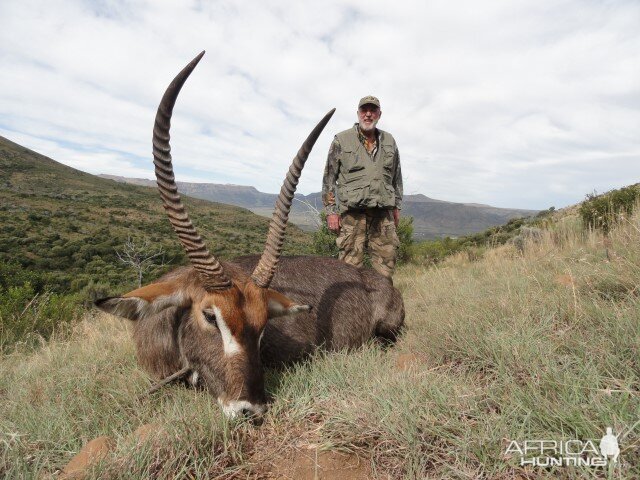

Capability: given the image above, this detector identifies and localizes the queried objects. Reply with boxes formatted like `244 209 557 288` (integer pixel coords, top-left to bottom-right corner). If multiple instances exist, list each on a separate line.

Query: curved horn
251 109 336 288
152 51 232 291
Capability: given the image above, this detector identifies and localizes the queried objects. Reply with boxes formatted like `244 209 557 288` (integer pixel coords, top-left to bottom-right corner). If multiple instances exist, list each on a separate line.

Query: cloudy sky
1 0 638 209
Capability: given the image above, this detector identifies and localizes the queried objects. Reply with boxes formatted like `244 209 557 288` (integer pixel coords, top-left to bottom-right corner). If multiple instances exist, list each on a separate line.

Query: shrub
396 216 414 264
579 185 640 233
79 280 113 307
0 282 82 351
410 236 462 265
0 261 48 292
312 213 339 258
409 216 535 265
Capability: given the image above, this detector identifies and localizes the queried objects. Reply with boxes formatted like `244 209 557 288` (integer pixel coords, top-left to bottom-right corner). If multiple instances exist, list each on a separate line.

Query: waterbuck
95 52 405 419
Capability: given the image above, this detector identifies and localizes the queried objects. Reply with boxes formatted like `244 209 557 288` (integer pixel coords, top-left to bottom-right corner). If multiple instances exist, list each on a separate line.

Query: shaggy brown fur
96 255 404 414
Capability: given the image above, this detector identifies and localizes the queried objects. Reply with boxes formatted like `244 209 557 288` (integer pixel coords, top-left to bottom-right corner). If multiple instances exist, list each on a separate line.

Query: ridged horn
251 108 336 288
152 51 232 291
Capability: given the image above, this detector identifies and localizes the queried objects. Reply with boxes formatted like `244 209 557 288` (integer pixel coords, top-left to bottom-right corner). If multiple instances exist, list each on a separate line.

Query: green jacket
322 124 403 215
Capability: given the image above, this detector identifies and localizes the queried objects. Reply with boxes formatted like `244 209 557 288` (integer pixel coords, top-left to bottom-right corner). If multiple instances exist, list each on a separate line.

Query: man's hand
327 214 341 233
393 208 400 228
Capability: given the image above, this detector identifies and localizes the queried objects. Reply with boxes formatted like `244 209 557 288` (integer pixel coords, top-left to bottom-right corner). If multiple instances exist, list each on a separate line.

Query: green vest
335 125 398 213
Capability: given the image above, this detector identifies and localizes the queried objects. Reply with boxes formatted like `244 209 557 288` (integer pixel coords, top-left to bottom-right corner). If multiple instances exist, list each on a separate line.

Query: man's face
357 104 381 133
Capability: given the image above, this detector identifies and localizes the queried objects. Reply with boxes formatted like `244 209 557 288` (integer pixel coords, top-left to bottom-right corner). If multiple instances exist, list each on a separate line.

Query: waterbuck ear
95 282 190 321
265 289 312 319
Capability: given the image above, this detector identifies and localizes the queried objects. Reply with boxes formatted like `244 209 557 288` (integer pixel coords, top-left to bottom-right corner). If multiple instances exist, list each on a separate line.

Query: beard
359 118 378 133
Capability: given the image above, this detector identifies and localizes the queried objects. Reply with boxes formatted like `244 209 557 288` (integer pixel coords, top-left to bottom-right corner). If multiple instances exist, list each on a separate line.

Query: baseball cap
358 95 380 109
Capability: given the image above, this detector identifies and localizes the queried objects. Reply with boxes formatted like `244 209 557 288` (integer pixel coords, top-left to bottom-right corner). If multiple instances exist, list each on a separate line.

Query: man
322 95 403 278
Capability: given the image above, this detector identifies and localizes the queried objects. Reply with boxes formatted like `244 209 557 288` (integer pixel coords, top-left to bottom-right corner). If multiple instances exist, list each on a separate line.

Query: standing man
322 95 403 278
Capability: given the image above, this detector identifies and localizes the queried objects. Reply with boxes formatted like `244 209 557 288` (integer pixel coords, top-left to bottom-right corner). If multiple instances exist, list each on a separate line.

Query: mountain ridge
100 174 539 239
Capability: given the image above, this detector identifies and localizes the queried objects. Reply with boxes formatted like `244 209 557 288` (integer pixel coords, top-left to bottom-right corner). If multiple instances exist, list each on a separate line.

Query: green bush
410 236 462 265
312 213 339 258
79 280 113 307
0 261 47 292
396 216 414 264
409 214 537 265
0 282 81 351
579 184 640 233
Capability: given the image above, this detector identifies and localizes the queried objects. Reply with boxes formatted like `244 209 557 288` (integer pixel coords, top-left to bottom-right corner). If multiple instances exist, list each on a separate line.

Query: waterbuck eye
203 310 218 325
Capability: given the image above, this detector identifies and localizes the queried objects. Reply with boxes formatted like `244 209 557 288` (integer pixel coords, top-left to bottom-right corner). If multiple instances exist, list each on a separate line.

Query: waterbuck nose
219 399 267 422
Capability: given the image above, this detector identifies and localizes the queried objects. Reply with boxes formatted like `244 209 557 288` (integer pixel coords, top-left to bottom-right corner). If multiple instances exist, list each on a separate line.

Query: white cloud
1 0 639 210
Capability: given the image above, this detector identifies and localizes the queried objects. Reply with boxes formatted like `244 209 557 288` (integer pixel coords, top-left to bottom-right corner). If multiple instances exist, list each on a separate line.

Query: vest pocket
346 184 368 207
344 172 366 184
341 146 366 173
379 182 395 207
343 169 368 207
382 149 394 170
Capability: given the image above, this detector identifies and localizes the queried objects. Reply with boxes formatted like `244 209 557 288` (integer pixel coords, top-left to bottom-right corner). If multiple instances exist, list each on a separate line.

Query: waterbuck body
250 255 404 365
124 255 403 377
95 51 404 419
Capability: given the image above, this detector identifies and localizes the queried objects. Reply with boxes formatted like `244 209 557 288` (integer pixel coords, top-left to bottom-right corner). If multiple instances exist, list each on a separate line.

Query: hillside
101 175 538 239
0 135 313 294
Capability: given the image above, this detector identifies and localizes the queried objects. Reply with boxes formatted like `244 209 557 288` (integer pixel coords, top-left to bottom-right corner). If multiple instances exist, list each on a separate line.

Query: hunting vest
335 125 398 213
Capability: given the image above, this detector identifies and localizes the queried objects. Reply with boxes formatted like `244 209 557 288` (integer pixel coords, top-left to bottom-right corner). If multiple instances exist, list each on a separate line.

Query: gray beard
359 120 378 134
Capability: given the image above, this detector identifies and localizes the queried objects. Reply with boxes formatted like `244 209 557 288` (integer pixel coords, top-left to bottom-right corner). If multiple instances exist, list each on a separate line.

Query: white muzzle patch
218 399 267 419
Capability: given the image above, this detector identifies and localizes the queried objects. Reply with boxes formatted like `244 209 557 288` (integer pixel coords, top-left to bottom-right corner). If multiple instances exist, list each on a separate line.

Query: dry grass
1 210 639 478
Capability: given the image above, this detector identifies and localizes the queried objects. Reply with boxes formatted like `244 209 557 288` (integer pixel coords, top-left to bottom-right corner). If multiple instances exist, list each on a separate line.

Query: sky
1 0 639 210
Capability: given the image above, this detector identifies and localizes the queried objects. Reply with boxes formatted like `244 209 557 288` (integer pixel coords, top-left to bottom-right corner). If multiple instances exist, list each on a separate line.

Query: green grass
0 283 82 352
1 202 638 478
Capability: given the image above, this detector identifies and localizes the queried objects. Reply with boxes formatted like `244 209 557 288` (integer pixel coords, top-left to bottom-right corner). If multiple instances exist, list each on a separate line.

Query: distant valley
101 175 539 239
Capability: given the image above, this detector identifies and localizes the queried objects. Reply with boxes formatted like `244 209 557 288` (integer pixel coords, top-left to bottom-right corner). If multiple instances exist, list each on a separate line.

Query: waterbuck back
227 255 404 365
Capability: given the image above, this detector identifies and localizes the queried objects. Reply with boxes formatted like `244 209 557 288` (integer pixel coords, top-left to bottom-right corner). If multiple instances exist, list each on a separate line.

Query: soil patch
267 448 370 479
554 274 574 286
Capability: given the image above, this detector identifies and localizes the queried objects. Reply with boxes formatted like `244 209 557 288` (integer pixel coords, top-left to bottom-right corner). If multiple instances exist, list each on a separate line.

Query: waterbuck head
96 51 334 419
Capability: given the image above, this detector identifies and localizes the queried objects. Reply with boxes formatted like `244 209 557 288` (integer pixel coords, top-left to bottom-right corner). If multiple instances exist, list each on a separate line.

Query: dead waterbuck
95 52 405 420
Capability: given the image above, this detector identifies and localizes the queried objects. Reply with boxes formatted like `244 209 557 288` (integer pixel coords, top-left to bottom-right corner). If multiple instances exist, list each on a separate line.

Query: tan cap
358 95 380 109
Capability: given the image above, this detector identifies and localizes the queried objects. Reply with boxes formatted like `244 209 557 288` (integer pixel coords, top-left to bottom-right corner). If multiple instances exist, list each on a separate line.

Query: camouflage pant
336 209 399 278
